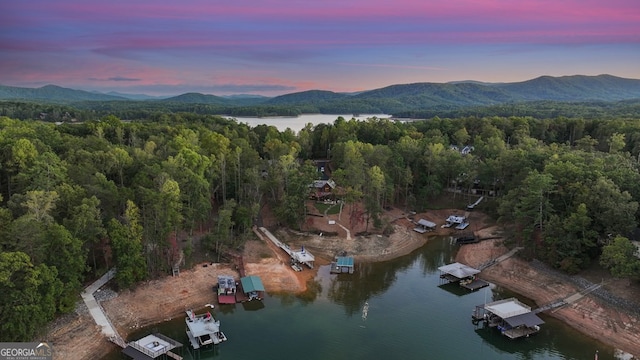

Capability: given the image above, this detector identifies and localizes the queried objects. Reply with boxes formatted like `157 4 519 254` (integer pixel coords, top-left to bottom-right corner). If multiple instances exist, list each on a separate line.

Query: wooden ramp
533 283 603 314
477 247 523 270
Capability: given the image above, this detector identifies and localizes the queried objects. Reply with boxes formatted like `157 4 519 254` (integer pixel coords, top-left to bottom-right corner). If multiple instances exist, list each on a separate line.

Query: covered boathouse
472 298 544 339
122 333 183 360
413 219 436 233
330 256 355 274
240 275 265 301
438 262 489 291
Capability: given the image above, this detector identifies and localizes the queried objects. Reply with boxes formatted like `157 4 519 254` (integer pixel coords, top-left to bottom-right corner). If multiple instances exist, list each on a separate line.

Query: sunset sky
1 0 639 96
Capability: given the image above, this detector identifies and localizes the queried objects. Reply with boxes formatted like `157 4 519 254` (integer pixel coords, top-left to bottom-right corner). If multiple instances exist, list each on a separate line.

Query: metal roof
484 298 531 319
417 219 436 228
504 312 544 328
437 262 480 279
240 275 265 293
336 256 354 267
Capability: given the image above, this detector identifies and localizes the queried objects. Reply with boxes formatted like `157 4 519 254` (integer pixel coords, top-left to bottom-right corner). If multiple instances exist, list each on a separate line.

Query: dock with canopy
438 262 489 291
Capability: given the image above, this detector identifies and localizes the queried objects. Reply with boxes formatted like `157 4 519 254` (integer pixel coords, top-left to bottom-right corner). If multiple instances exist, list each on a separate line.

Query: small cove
105 236 615 359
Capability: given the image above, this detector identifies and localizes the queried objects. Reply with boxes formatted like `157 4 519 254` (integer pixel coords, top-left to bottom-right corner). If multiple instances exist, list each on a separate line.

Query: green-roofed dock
331 256 355 274
240 275 265 301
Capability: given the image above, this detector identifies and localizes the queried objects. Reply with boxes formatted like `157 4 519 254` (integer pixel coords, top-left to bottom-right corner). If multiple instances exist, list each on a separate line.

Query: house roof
240 275 265 293
312 179 336 189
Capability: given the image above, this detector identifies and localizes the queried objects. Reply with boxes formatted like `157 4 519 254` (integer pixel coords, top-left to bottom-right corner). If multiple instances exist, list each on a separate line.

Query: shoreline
45 212 640 359
456 238 640 358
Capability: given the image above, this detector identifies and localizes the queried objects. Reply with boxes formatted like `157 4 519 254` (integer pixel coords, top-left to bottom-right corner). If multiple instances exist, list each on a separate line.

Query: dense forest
2 111 640 342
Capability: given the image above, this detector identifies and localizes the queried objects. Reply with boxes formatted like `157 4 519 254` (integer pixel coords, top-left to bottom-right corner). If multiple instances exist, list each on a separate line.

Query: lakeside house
310 179 336 200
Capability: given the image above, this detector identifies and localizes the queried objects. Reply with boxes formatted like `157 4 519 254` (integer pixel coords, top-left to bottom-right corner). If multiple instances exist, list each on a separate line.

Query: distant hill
495 75 640 101
266 90 349 106
162 92 229 105
2 75 640 114
106 91 167 100
0 84 127 102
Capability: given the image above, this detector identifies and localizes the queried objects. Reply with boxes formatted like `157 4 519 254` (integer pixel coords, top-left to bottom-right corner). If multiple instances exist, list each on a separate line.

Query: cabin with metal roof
240 275 265 301
331 256 355 274
472 298 544 339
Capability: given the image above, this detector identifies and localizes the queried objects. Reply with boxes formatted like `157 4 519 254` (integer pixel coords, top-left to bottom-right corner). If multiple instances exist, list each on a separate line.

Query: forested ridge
3 74 640 119
1 112 640 342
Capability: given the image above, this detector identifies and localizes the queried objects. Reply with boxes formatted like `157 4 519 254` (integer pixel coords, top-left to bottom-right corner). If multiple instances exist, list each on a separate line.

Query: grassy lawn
314 201 341 215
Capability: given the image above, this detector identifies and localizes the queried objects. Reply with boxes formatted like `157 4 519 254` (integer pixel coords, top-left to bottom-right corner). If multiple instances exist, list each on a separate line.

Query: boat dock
259 227 315 268
217 275 237 304
330 256 355 274
185 310 227 350
472 298 544 339
438 262 489 291
123 333 183 360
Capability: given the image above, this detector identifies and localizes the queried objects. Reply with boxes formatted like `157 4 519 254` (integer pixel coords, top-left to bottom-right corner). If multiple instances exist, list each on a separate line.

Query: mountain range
2 75 640 115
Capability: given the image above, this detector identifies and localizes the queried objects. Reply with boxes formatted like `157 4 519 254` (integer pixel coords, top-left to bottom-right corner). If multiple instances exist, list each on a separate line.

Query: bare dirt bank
46 207 639 359
456 235 640 358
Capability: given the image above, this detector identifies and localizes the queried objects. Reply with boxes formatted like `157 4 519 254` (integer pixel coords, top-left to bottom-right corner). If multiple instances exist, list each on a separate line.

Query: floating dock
330 256 355 274
438 262 489 291
259 227 315 268
185 310 227 349
472 298 544 339
122 333 183 360
217 275 237 304
442 215 468 229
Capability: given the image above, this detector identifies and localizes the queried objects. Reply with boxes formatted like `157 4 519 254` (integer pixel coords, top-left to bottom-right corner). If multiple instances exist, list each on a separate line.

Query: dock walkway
258 227 315 268
477 247 523 271
533 282 603 314
81 268 126 348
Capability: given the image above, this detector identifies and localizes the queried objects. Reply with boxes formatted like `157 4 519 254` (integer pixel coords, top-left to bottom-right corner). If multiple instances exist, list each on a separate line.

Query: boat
185 309 227 349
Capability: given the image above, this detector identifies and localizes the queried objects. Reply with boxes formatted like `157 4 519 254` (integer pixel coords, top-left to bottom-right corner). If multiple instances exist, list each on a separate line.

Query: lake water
106 237 618 360
227 114 393 132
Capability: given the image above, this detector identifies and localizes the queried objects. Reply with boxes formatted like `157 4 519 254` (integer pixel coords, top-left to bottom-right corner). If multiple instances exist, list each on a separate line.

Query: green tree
64 196 107 274
0 252 62 341
600 236 640 279
363 166 385 231
108 200 147 288
44 223 87 311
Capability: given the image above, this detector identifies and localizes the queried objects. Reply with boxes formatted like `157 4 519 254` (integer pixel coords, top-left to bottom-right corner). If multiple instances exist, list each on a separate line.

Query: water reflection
105 236 616 360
